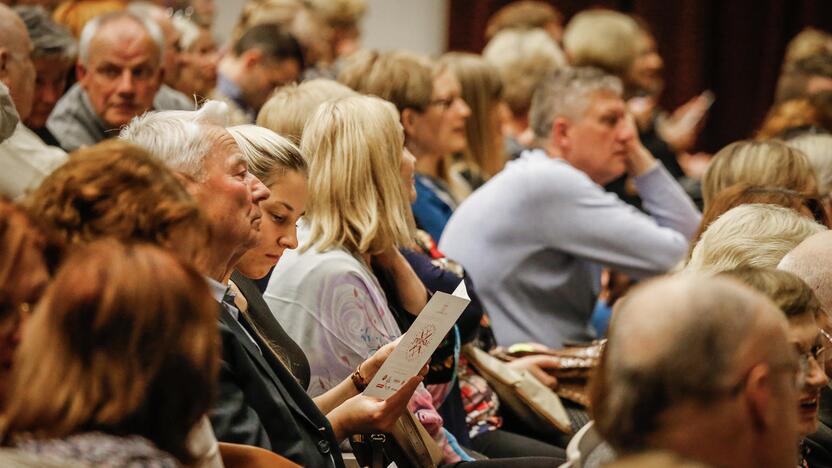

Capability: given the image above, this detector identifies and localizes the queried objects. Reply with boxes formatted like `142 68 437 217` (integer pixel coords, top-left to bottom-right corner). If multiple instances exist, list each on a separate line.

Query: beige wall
212 0 447 55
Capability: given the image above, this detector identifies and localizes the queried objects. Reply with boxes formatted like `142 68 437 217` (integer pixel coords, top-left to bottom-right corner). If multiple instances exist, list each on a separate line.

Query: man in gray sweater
439 67 701 349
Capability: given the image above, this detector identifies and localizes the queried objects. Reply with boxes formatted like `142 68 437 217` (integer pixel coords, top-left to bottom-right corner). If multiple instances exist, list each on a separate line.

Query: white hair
686 203 827 274
78 10 164 66
119 100 229 177
786 133 832 195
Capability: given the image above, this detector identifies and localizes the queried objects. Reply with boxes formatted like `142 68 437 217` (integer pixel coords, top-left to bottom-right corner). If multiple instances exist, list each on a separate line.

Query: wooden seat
218 442 302 468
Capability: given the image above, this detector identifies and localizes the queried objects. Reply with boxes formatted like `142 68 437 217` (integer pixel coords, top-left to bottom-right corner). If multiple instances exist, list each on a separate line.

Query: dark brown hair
1 240 220 462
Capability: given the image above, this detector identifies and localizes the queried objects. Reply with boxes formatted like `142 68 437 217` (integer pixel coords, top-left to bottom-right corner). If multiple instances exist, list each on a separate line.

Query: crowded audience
1 1 832 467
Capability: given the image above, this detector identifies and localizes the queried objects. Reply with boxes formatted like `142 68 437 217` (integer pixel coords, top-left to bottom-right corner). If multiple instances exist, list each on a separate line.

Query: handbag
349 411 443 468
462 344 573 436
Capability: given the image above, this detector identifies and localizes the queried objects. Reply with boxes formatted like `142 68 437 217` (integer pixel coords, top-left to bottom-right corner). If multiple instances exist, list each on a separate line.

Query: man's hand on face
623 113 658 178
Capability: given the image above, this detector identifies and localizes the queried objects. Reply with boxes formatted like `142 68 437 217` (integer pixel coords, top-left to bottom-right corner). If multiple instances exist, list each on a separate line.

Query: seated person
593 274 800 467
439 67 700 349
213 23 303 125
170 13 219 101
685 203 825 273
0 198 57 405
0 5 66 199
724 267 830 467
14 5 77 147
1 240 218 467
46 10 191 151
338 49 471 241
119 102 420 467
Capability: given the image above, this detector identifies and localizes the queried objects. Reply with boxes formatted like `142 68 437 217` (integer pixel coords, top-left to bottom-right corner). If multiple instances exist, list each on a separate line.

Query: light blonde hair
485 1 562 40
301 95 413 255
227 125 307 186
483 28 566 119
784 27 832 68
702 139 816 209
338 49 435 113
563 9 640 76
685 203 826 273
440 52 505 181
786 133 832 195
307 0 366 29
257 79 357 145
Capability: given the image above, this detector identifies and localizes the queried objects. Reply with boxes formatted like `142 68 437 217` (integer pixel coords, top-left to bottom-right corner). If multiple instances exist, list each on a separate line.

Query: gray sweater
439 149 701 348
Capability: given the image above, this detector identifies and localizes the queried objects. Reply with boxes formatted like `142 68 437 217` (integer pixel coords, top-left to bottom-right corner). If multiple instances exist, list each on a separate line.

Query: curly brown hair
25 140 210 268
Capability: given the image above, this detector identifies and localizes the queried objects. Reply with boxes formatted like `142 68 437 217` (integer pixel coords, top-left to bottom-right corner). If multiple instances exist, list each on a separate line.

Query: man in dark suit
120 101 419 467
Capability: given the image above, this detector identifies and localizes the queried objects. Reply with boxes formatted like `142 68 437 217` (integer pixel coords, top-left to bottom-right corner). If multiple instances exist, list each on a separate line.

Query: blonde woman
702 139 817 210
440 52 507 199
339 49 471 240
263 95 560 466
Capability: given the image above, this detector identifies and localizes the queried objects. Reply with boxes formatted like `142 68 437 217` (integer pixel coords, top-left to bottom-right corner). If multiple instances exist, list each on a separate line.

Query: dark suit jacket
232 271 311 389
807 386 832 467
210 302 344 468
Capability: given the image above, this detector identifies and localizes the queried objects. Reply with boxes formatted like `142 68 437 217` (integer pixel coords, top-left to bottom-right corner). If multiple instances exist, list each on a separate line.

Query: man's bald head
779 231 832 311
596 273 791 452
0 5 35 120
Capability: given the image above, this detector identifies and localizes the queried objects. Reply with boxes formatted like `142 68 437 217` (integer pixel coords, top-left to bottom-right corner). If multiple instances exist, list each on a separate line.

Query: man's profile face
244 57 300 111
78 18 162 129
560 91 633 185
194 128 270 252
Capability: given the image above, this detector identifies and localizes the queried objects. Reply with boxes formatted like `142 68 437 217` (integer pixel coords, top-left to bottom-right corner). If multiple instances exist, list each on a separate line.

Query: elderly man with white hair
779 231 832 467
0 4 66 199
47 10 191 152
593 273 801 468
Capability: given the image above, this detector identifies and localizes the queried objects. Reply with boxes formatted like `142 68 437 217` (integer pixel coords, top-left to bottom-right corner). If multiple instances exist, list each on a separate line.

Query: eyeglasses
427 95 463 112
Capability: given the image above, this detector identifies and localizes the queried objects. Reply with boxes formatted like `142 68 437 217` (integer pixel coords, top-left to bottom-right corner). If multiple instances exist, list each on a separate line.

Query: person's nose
249 174 270 204
808 356 830 389
280 224 299 250
617 117 636 142
455 97 471 119
116 69 136 96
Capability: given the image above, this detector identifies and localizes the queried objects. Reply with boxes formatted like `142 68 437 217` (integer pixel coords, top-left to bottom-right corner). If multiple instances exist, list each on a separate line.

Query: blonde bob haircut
227 124 307 187
702 139 817 209
301 95 414 256
563 9 640 76
338 49 435 113
257 79 357 145
483 28 566 118
685 203 827 274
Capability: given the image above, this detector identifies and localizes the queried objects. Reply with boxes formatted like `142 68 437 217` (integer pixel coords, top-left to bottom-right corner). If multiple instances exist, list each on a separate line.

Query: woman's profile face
176 29 219 98
236 170 308 279
406 70 471 158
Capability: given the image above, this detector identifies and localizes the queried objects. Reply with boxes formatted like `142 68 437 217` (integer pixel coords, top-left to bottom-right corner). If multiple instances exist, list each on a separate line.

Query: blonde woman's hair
701 139 817 209
257 79 357 145
685 203 827 273
485 1 563 40
440 52 505 181
563 9 640 76
306 0 366 29
784 27 832 68
227 125 307 187
786 133 832 195
338 49 435 113
483 28 566 118
301 95 414 255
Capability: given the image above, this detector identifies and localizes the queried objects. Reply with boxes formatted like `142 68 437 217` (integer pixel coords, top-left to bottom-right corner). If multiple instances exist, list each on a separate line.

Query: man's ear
551 116 570 154
75 62 88 84
743 364 775 432
241 48 263 69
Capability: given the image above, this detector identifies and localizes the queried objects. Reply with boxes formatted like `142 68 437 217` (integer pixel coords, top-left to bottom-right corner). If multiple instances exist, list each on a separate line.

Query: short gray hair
78 10 164 66
595 274 785 452
14 5 77 61
529 66 622 141
119 100 229 177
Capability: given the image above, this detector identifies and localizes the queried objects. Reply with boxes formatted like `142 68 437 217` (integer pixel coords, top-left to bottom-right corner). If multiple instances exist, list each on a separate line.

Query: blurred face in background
26 55 73 128
405 70 471 158
175 28 218 98
626 29 664 96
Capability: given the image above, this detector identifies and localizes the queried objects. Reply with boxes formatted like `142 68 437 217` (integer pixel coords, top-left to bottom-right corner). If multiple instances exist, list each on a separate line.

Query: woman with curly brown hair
1 240 220 466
